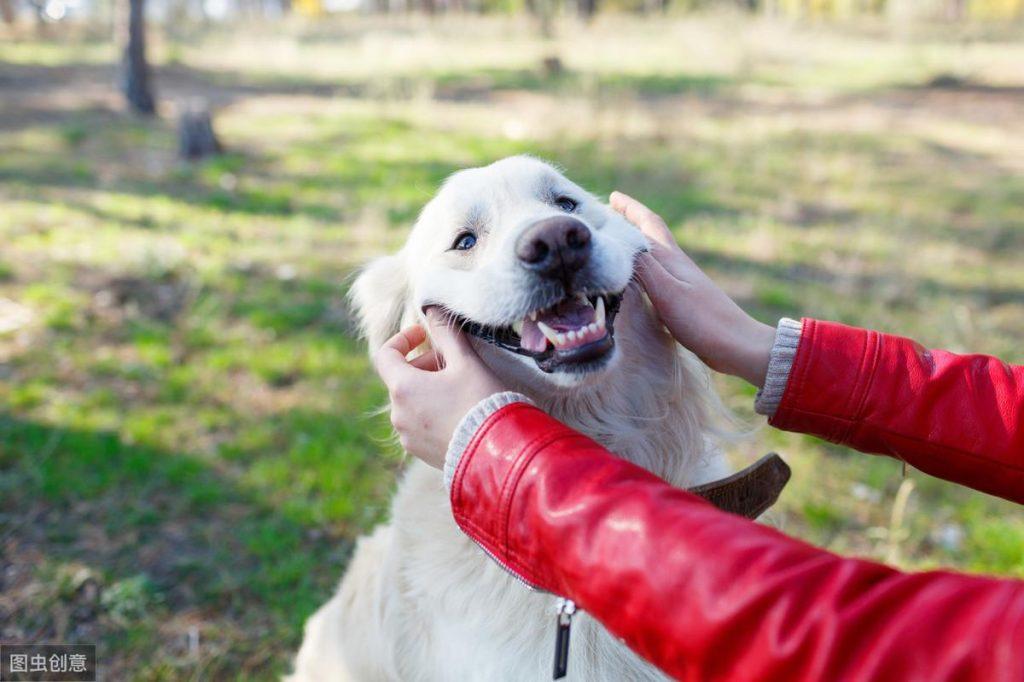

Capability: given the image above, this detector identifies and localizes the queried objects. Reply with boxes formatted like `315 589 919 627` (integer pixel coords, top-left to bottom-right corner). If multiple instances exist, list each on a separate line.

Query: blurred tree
0 0 13 24
944 0 966 19
118 0 156 115
525 0 555 35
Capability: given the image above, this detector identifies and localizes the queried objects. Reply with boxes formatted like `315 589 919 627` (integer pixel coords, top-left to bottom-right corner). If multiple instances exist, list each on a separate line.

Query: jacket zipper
467 537 577 679
553 597 576 679
469 536 545 592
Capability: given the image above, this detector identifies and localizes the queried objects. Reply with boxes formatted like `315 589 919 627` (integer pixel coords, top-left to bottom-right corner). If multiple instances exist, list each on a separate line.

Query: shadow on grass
0 412 374 678
689 245 1024 321
0 60 367 115
432 67 734 100
0 98 484 224
0 141 344 221
913 74 1024 97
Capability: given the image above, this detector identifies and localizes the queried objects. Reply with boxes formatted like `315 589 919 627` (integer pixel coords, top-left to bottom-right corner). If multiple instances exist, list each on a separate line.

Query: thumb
424 307 477 367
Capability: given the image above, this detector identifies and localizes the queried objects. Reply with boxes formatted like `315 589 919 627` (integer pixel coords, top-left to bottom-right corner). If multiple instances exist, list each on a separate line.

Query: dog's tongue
519 299 596 353
520 320 547 353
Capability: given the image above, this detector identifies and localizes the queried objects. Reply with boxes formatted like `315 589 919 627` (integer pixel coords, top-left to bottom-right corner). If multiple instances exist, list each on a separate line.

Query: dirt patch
91 273 193 323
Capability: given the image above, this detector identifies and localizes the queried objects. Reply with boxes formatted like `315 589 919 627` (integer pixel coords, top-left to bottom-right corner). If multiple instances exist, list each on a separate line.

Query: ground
1 14 1023 679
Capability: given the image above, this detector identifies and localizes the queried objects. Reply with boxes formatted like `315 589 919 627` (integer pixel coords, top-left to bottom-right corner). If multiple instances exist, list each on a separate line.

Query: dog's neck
521 288 720 488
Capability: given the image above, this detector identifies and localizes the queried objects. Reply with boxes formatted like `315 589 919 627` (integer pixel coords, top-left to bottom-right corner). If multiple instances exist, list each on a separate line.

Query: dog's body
289 157 728 681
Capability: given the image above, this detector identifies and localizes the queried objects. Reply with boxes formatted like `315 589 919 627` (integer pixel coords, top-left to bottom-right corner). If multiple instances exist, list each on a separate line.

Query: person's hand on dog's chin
611 191 777 388
373 308 508 468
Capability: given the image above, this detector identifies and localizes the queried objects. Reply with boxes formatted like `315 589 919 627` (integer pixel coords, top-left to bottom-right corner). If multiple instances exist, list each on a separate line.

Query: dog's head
351 155 648 389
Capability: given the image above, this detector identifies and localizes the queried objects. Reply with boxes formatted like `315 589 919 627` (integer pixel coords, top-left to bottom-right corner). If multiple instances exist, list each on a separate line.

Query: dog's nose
515 216 592 280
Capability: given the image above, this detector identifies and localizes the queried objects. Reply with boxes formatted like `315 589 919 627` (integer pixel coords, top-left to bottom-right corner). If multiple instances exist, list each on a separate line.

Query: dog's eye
451 231 477 251
554 196 578 213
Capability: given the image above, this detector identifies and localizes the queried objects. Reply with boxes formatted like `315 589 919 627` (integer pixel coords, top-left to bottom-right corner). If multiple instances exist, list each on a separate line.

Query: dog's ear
349 253 410 351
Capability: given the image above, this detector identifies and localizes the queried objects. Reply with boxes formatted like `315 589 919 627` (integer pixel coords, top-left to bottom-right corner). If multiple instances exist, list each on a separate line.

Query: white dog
288 156 730 681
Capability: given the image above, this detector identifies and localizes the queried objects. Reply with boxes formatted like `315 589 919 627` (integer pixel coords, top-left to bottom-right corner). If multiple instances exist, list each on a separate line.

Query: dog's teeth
577 293 591 306
595 296 606 327
588 323 598 334
536 321 560 345
567 330 578 342
529 310 537 321
512 320 523 335
556 333 566 346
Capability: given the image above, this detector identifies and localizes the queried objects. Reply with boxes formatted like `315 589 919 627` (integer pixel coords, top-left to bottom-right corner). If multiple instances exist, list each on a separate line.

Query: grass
2 13 1024 679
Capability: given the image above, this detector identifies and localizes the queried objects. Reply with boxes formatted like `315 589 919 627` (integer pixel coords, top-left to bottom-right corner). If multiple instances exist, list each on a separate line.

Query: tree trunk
119 0 156 115
577 0 597 19
527 0 555 38
0 0 15 25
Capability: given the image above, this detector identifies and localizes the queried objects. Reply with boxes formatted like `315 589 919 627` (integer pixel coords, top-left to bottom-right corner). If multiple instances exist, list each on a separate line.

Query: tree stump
177 100 222 161
542 56 563 78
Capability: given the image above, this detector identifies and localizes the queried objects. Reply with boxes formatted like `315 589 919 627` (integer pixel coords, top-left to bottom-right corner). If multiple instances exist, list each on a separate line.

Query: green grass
2 14 1024 679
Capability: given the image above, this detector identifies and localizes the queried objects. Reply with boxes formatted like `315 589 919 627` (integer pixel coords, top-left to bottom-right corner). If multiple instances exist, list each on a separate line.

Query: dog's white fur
289 156 728 681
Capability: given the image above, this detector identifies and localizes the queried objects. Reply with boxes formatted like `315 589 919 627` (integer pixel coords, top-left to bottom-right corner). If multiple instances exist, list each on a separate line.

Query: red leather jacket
449 319 1024 681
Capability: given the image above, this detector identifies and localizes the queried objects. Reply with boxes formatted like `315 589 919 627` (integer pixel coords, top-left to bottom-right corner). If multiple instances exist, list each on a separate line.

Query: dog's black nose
516 216 592 281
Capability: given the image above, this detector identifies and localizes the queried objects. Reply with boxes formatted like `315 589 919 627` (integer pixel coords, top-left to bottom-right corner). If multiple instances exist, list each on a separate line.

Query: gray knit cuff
443 391 534 490
754 318 804 417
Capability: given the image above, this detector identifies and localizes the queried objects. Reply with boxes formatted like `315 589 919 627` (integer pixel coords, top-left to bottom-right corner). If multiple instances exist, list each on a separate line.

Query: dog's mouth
452 291 623 374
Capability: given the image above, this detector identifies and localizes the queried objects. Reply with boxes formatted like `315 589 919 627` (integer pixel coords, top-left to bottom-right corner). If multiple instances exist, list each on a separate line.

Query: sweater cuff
443 391 534 490
754 318 804 417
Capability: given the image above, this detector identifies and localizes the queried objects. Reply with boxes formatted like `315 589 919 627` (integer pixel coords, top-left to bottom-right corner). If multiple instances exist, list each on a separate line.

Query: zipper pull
553 597 576 680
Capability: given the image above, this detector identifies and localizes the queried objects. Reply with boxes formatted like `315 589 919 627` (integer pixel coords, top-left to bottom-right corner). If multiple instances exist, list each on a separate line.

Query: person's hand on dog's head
611 191 777 388
373 308 507 467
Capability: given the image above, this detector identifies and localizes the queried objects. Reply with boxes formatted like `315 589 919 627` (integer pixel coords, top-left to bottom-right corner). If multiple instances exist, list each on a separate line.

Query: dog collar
687 453 791 519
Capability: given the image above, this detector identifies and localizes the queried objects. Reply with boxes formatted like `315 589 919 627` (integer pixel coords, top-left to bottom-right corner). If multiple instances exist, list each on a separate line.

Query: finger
636 254 694 332
374 325 428 384
636 252 676 296
641 238 700 281
610 191 676 249
424 307 476 367
408 349 441 371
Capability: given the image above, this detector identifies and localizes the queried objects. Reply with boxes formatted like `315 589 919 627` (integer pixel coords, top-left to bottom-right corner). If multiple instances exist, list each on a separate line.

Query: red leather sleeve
451 403 1024 681
771 319 1024 503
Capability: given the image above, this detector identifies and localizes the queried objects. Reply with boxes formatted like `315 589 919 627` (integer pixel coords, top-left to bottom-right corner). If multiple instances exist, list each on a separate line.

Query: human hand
373 308 508 468
610 191 776 387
